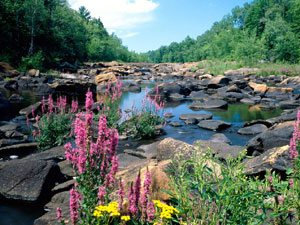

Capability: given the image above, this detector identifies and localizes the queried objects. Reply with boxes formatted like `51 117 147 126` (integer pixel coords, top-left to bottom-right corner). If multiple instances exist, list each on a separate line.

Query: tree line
0 0 140 71
141 0 300 64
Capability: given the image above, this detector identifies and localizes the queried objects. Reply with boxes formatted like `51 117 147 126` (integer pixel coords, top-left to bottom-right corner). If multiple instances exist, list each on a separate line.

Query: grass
197 60 300 76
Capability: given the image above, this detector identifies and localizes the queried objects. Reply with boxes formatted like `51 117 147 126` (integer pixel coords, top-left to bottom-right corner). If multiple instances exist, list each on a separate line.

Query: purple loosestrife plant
30 94 78 150
64 91 120 224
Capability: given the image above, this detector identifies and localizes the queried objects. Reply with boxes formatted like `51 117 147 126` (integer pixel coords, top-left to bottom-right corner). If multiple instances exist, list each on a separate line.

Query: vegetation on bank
141 0 300 65
0 0 140 71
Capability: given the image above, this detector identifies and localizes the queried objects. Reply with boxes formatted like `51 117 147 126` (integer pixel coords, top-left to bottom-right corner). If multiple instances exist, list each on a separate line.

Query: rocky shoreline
0 61 299 224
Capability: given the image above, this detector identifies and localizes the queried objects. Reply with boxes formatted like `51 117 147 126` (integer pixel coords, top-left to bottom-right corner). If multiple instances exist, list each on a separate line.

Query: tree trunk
28 15 34 57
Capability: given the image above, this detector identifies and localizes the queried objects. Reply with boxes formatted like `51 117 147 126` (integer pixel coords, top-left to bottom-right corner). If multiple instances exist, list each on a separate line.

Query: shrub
30 95 78 150
19 50 45 71
121 85 166 139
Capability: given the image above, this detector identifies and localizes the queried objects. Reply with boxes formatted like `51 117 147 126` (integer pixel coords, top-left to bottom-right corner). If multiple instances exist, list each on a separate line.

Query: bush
121 85 166 139
30 95 78 150
19 50 45 71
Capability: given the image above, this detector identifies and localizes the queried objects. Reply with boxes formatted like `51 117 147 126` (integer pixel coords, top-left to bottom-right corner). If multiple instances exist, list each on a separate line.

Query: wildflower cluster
93 202 120 218
122 85 166 139
153 200 179 221
29 95 78 150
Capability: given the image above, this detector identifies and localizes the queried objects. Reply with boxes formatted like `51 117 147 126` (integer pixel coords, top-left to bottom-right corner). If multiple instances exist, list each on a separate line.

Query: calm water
0 80 283 225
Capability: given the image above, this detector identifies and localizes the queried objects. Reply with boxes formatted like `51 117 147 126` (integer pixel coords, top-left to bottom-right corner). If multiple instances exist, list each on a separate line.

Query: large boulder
246 121 294 155
0 159 62 201
0 62 19 77
95 72 117 85
265 87 293 100
244 145 291 176
248 81 268 95
207 75 231 88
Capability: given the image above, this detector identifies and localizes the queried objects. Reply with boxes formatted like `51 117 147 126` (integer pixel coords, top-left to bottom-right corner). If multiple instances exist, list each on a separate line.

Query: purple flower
56 207 63 222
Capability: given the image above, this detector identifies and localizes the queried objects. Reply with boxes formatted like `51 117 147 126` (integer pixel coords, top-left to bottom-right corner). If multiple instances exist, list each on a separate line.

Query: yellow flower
121 216 130 221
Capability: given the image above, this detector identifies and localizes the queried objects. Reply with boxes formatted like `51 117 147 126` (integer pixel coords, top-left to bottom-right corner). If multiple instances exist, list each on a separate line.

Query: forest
0 0 140 71
141 0 300 64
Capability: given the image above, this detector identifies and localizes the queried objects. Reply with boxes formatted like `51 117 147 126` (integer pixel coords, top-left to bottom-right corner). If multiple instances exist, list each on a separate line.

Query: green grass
197 60 300 76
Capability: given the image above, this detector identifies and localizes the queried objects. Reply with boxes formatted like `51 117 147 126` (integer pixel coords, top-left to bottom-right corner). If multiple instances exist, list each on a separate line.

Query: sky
69 0 251 53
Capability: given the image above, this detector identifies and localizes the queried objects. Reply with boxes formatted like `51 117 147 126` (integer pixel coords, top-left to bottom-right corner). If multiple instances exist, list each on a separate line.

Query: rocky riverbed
0 61 299 224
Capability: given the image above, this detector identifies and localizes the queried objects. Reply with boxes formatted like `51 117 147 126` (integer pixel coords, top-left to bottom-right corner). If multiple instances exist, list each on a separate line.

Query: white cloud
121 32 139 38
70 0 159 31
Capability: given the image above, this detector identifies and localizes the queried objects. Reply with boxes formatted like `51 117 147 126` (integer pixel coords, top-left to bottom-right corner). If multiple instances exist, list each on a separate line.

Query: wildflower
70 188 79 224
121 215 130 221
289 178 294 187
56 207 62 222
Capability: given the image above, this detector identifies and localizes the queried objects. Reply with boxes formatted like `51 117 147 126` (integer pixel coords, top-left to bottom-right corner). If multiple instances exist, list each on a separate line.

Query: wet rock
169 121 182 127
8 93 24 102
207 75 231 88
246 121 294 155
179 113 212 121
198 120 231 131
238 124 268 135
193 140 244 160
244 145 291 176
0 142 38 158
0 159 62 201
209 133 231 144
19 102 42 118
189 99 228 110
184 118 198 125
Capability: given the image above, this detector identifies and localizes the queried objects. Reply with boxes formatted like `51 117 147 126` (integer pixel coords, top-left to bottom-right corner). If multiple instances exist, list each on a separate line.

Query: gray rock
179 113 212 121
238 124 268 135
184 118 198 125
0 123 21 133
52 179 75 193
164 113 175 119
0 142 38 158
189 91 208 100
209 133 231 144
169 93 185 101
198 120 231 131
117 153 148 170
278 100 300 109
169 121 182 127
246 121 294 155
0 159 61 201
24 145 65 161
58 160 74 177
244 145 291 176
19 102 42 118
189 99 228 110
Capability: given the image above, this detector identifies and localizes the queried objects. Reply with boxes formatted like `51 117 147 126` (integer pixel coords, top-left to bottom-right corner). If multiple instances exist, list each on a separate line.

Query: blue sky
69 0 251 53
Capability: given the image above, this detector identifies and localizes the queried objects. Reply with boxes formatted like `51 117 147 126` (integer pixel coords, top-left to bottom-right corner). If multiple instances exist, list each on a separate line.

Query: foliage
30 95 78 150
95 79 123 130
121 85 166 140
142 0 300 64
0 0 141 71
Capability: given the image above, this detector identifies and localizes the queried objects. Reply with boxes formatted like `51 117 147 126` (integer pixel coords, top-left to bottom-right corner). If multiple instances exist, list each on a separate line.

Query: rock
184 118 198 125
224 68 260 76
24 145 65 161
179 113 212 121
28 69 40 77
19 102 42 118
246 121 294 155
209 133 231 144
197 120 231 131
117 153 148 170
226 84 241 93
244 145 291 176
8 93 24 102
189 99 228 110
136 141 160 159
122 82 141 92
52 179 75 193
0 159 62 201
189 91 208 100
248 81 268 95
0 143 38 158
240 97 261 105
193 140 244 160
0 123 21 133
164 113 175 119
0 62 19 77
278 100 300 109
95 72 117 85
238 124 268 135
265 87 293 100
34 191 70 225
267 110 298 124
35 84 54 96
242 119 273 128
169 121 182 127
169 93 185 101
58 160 74 178
207 75 231 88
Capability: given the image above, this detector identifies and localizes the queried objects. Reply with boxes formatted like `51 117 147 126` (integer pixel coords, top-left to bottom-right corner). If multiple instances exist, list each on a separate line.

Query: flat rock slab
0 159 61 201
24 145 65 161
244 145 291 176
198 120 231 131
189 99 228 110
117 153 148 170
238 124 268 135
0 142 38 158
179 113 212 121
